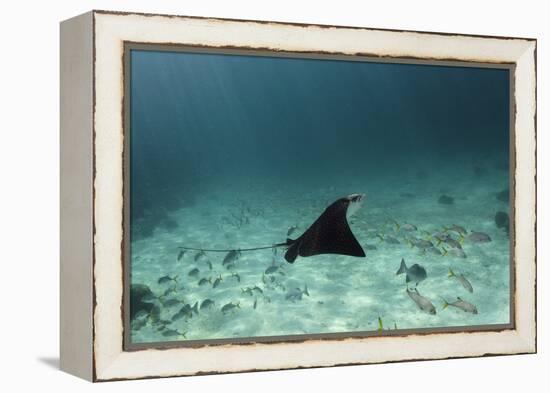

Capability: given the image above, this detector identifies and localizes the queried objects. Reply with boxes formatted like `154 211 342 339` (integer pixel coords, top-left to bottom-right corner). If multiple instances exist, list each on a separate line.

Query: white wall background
0 0 545 391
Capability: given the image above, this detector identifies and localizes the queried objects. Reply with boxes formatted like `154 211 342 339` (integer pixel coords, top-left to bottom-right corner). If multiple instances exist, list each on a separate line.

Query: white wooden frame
60 10 536 382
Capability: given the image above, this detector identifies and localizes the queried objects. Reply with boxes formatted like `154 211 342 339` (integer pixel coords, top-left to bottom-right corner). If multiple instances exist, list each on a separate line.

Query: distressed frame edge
512 40 537 354
90 11 537 381
91 8 537 42
122 42 517 352
59 11 95 381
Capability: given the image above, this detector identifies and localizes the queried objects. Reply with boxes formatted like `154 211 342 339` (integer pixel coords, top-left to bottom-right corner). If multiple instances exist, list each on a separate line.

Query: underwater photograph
127 47 512 345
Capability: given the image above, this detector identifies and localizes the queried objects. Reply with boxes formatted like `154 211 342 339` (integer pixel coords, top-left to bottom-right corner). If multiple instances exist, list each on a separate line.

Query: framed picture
60 10 536 381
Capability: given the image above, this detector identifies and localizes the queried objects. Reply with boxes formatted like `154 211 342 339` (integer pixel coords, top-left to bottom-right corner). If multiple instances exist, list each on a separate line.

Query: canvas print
127 47 511 345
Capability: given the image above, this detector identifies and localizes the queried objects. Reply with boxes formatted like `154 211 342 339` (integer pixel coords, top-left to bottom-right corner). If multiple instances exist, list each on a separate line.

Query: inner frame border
121 42 517 352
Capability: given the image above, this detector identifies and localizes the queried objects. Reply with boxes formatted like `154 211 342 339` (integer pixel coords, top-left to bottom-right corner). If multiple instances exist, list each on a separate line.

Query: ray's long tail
177 242 288 253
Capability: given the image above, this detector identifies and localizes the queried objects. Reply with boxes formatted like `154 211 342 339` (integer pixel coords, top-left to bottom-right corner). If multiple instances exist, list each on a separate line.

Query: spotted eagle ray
178 193 366 264
282 194 366 263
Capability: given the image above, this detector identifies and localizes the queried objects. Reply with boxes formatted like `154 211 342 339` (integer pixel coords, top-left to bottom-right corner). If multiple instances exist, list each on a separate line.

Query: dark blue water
130 50 509 224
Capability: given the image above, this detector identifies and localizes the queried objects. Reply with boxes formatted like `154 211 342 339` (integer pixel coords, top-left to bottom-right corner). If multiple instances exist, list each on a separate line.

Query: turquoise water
128 49 511 344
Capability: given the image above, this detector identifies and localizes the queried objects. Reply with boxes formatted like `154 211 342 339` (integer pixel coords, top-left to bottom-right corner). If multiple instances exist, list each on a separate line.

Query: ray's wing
284 240 301 263
297 201 365 258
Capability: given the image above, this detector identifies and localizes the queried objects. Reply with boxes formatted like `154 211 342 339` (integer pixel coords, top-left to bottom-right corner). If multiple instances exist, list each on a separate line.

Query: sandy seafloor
130 166 511 344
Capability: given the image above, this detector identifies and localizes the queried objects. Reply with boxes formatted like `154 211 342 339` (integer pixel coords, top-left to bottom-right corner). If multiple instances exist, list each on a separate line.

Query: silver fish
172 304 197 321
241 287 254 296
158 275 178 285
378 234 400 244
400 223 418 231
188 268 200 277
171 310 186 321
448 269 474 293
443 297 478 314
433 231 450 244
198 277 211 286
396 259 427 286
172 302 199 322
285 285 310 302
448 224 467 236
406 288 436 315
222 250 240 265
442 247 467 258
177 250 187 261
432 232 451 242
444 237 462 249
200 299 215 310
213 275 223 288
148 306 161 323
468 231 492 243
221 302 240 313
251 285 263 295
194 250 206 262
427 246 442 255
162 329 186 338
410 238 434 250
265 265 279 275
